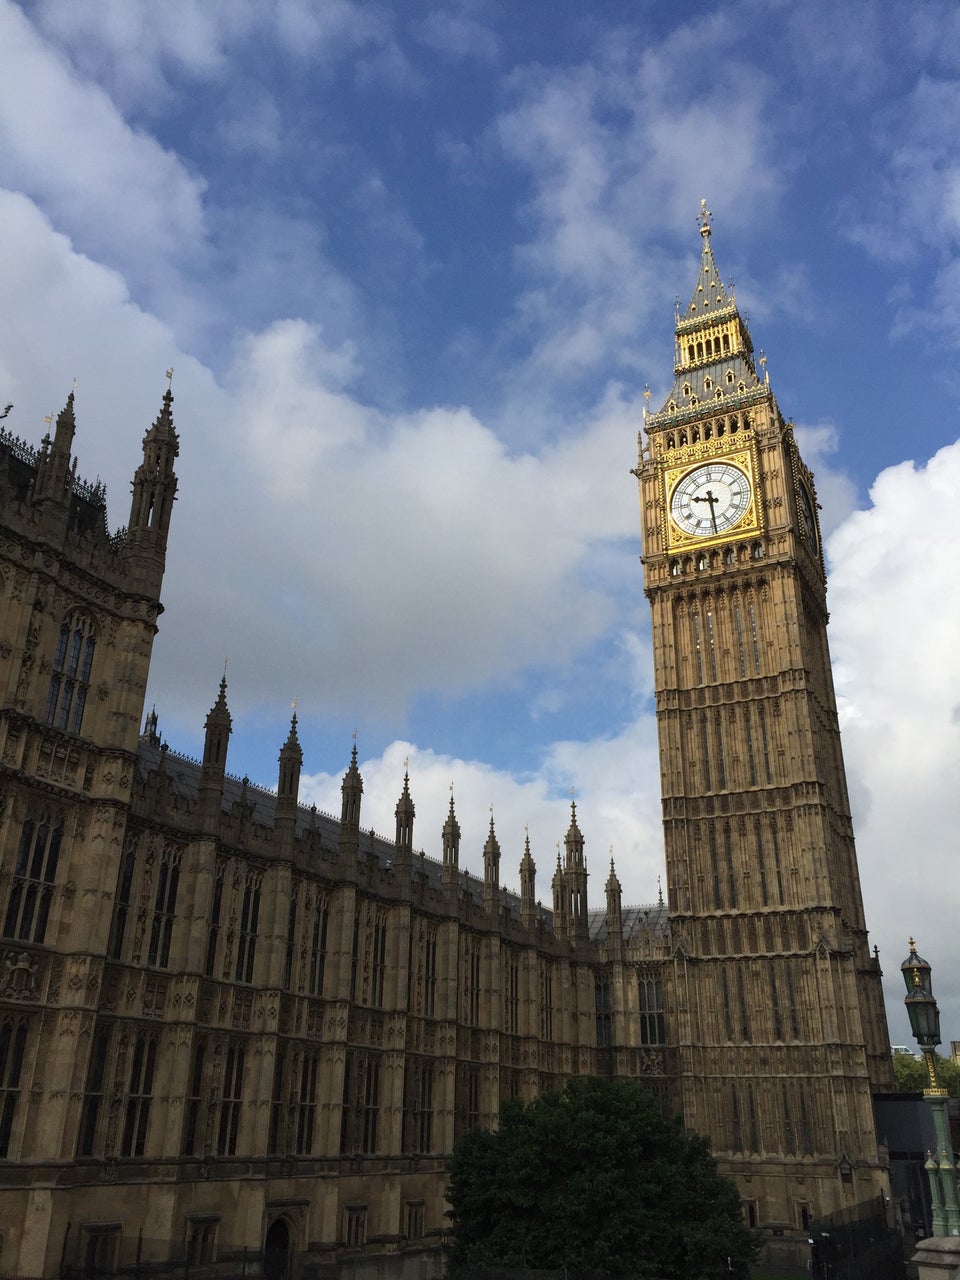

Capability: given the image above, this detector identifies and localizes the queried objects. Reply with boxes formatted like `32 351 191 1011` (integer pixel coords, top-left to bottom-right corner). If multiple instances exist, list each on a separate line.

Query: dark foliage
445 1076 760 1279
891 1051 959 1095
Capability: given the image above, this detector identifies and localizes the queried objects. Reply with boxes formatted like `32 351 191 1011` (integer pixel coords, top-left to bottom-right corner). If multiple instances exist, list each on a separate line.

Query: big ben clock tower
636 205 893 1229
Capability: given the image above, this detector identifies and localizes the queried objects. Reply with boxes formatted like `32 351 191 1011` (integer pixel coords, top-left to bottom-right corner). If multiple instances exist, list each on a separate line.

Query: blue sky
2 0 959 1041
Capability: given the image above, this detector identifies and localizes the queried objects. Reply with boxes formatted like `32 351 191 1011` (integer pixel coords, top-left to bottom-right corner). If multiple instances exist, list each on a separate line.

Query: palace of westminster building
0 213 896 1277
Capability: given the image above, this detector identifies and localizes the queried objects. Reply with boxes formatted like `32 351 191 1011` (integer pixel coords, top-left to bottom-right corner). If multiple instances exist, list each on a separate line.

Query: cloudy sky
2 0 958 1044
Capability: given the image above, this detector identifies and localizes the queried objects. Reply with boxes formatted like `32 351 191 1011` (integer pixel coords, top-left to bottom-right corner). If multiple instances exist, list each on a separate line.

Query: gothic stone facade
0 221 892 1278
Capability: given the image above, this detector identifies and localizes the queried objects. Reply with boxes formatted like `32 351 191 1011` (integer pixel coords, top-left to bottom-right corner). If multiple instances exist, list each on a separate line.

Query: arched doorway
263 1218 290 1280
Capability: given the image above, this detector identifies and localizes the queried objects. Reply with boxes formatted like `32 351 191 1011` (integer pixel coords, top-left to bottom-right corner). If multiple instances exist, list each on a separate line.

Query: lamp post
901 940 960 1236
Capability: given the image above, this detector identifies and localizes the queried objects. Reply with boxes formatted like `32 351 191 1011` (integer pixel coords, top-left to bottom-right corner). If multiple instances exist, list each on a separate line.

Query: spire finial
698 199 712 239
166 366 174 390
657 874 664 907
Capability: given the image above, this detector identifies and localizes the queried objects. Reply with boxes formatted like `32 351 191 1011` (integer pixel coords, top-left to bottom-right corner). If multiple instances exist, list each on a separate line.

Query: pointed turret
275 711 303 850
520 830 536 929
482 813 500 914
127 385 179 591
605 856 623 951
394 767 415 879
140 705 161 747
339 741 363 859
564 800 589 943
198 676 231 834
551 850 568 942
34 392 77 513
442 789 460 895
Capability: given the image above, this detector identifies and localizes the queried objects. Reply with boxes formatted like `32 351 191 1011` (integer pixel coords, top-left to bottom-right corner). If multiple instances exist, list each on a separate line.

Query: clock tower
636 205 893 1226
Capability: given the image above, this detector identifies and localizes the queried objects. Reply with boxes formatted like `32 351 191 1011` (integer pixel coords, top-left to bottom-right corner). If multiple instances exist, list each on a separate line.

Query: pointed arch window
0 1015 29 1158
121 1033 157 1157
638 974 665 1045
3 815 63 943
147 846 180 968
234 875 261 983
77 1021 112 1157
108 835 138 960
45 612 96 735
308 895 328 997
217 1044 244 1155
594 970 612 1046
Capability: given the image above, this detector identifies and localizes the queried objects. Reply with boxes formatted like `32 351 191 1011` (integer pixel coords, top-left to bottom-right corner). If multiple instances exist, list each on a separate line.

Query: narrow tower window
734 606 746 678
692 613 704 685
594 971 611 1047
3 817 63 944
45 612 96 735
308 896 328 997
205 863 225 978
749 603 761 673
234 876 261 983
108 837 137 960
147 846 180 968
217 1045 245 1155
700 714 712 792
744 707 757 786
706 610 718 681
0 1017 29 1159
714 712 727 790
121 1034 157 1157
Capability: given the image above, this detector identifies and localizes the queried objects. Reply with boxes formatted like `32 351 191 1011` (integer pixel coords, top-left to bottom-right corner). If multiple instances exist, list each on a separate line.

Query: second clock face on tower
669 461 752 538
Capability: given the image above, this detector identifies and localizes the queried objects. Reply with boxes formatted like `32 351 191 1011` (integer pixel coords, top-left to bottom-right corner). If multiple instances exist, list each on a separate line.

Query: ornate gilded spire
684 199 733 320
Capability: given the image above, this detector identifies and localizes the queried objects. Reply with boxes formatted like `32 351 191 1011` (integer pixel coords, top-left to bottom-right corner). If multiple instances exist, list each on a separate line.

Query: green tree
892 1051 960 1095
445 1076 760 1280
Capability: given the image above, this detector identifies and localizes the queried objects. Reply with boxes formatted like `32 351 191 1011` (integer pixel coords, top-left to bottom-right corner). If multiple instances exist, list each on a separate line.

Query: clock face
670 462 752 538
798 482 819 555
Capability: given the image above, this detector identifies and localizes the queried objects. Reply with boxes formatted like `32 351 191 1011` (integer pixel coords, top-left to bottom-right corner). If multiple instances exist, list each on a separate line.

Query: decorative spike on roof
281 709 301 753
206 674 232 726
484 813 500 856
145 386 179 450
683 199 733 320
443 790 460 835
54 391 76 442
396 768 415 816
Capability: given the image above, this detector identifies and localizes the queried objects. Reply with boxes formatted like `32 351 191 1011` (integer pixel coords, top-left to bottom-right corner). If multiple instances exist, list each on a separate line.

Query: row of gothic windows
690 601 763 687
728 1079 816 1156
593 972 666 1047
686 332 731 363
670 541 764 576
662 411 749 449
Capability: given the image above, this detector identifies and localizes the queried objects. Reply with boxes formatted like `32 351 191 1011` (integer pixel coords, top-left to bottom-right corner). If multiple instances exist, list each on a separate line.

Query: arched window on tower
638 973 665 1045
45 612 96 735
3 814 63 943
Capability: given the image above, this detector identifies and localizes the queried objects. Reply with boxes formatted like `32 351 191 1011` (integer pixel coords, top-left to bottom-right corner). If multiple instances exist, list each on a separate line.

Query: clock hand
693 489 719 533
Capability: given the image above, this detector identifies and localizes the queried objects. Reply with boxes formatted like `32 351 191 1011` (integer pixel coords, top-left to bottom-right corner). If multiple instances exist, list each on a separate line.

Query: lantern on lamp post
901 940 960 1237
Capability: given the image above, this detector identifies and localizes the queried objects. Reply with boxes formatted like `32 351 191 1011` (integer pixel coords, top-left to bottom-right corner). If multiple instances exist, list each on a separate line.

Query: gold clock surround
661 442 762 552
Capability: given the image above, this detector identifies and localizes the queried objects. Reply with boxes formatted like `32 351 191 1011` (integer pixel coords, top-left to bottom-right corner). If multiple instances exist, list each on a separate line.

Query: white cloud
29 0 397 106
0 1 207 275
413 5 499 64
828 441 960 1039
299 703 664 911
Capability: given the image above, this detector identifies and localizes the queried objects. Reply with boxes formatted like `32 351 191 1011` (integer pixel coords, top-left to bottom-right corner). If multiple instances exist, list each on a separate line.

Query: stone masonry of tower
0 217 893 1279
635 205 894 1238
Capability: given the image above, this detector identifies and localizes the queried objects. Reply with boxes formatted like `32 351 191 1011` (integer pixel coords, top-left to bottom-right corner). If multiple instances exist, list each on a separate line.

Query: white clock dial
670 462 751 537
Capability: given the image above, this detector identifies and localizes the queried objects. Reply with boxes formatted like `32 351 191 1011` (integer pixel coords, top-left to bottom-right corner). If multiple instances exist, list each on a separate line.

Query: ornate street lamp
901 940 960 1237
